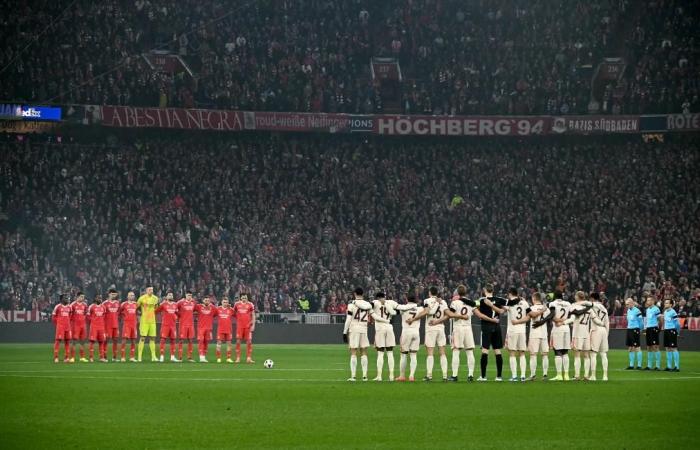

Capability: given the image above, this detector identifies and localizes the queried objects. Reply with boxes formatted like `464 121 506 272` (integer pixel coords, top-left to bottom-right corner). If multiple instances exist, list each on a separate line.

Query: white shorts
572 336 590 351
551 329 571 350
506 332 527 352
452 327 474 350
348 330 369 349
425 328 446 348
400 330 420 352
374 328 396 348
590 330 609 353
528 337 549 354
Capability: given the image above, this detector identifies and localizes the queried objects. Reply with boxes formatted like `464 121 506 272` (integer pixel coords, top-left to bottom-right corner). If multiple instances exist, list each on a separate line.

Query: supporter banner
245 112 373 133
375 115 550 136
665 113 700 132
0 310 45 322
0 120 57 133
100 106 244 131
551 115 639 134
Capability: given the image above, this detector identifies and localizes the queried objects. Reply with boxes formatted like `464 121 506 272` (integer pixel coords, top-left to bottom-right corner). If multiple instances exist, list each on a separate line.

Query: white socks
399 353 407 378
574 355 581 377
601 353 608 377
440 354 448 378
360 355 368 377
555 355 562 375
426 355 434 378
350 355 357 378
562 354 570 375
530 354 538 377
583 354 590 378
510 355 518 377
466 351 475 377
376 351 384 378
519 354 526 378
590 353 597 377
409 353 417 378
542 355 549 376
387 352 394 378
452 352 460 377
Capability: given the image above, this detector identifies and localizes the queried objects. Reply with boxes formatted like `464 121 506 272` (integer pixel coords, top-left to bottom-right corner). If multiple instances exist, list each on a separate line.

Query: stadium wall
2 323 699 350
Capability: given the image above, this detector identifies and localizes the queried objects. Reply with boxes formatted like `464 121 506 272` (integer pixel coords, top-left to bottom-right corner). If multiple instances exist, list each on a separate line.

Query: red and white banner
100 106 244 131
0 310 45 322
375 115 549 136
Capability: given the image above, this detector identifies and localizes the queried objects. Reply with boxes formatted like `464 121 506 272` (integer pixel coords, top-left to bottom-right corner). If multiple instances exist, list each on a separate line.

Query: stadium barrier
2 322 700 349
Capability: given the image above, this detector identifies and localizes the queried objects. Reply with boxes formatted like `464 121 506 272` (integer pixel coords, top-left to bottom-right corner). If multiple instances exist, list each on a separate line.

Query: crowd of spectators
1 0 697 115
1 133 698 321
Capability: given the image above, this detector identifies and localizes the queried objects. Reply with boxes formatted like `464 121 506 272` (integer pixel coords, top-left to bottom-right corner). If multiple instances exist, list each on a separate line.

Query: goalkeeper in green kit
137 286 159 361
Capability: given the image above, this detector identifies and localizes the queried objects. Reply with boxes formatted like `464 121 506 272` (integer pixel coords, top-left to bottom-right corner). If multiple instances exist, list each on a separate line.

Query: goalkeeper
137 286 160 361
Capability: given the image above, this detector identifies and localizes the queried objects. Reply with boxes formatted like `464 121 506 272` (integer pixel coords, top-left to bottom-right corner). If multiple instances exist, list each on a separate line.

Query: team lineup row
51 287 257 363
342 285 683 382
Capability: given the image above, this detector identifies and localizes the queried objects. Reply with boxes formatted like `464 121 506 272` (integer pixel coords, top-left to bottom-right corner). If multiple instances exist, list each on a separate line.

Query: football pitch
0 344 697 449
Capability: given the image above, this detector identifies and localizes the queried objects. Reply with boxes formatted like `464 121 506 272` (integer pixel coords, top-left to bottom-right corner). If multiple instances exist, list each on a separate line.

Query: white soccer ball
263 359 274 369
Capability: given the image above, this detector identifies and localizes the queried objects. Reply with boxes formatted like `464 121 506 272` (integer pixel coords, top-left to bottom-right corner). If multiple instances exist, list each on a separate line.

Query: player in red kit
233 293 257 363
176 291 197 361
194 295 217 362
52 294 73 363
70 292 88 362
87 295 107 362
103 288 121 361
156 292 180 362
119 291 138 361
215 297 235 363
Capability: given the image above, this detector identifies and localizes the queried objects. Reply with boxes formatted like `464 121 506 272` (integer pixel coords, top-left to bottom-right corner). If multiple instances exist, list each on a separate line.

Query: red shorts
161 326 176 339
55 327 72 341
217 332 232 342
236 326 252 340
122 325 137 339
72 324 87 340
179 324 194 339
106 327 119 339
197 328 212 342
89 327 106 342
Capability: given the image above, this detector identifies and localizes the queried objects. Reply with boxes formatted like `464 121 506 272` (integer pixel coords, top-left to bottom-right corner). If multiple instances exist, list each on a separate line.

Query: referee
472 284 518 381
624 298 643 370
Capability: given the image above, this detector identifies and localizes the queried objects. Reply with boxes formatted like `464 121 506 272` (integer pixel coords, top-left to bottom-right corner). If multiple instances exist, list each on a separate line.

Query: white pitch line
0 368 344 373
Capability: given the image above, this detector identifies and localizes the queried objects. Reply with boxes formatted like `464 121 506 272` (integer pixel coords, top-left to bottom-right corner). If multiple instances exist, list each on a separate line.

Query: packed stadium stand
1 0 698 114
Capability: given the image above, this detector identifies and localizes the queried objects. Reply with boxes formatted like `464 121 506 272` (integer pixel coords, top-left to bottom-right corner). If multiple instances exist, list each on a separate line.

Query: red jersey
87 304 106 329
233 301 255 327
103 299 121 329
156 301 179 328
216 306 235 334
195 304 217 330
70 301 88 325
176 298 197 326
52 304 72 328
119 301 138 326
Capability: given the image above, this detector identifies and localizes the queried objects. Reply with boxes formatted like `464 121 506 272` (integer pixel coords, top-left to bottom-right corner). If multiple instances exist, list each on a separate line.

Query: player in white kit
395 293 421 382
565 291 594 380
370 291 401 381
445 285 477 382
533 291 571 381
512 292 549 380
588 292 609 381
504 288 530 382
342 287 388 381
407 286 467 381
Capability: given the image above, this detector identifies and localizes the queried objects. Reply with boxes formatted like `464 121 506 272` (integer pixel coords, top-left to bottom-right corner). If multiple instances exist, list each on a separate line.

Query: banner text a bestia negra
101 106 243 131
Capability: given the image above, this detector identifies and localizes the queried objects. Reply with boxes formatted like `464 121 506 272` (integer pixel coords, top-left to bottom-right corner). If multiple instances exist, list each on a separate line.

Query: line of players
51 288 257 363
623 296 682 371
343 284 682 382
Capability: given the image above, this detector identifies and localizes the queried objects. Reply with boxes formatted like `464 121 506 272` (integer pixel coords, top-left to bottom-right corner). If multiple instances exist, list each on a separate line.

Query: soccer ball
263 359 274 369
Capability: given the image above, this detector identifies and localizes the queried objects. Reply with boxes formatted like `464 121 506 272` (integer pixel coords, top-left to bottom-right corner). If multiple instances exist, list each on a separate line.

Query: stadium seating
1 134 698 317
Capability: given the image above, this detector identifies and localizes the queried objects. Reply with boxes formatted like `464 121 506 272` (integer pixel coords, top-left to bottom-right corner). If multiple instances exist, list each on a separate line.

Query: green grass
0 344 697 449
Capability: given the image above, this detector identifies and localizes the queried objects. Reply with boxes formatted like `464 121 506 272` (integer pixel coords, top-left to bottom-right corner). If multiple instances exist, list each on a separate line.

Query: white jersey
528 304 549 339
400 304 422 331
591 303 610 332
424 298 448 331
506 298 530 334
450 298 473 328
344 300 372 333
371 299 398 331
571 303 592 338
550 300 572 333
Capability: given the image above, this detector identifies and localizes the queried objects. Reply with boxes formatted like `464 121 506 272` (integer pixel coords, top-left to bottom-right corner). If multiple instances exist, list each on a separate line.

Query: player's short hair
375 292 385 299
77 291 84 297
484 283 494 294
354 287 364 296
457 285 467 296
575 291 586 301
428 286 438 296
508 287 518 296
204 294 211 298
665 298 675 305
108 288 117 294
406 292 416 302
532 292 542 302
589 292 600 301
554 291 563 300
222 296 229 302
185 290 193 295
